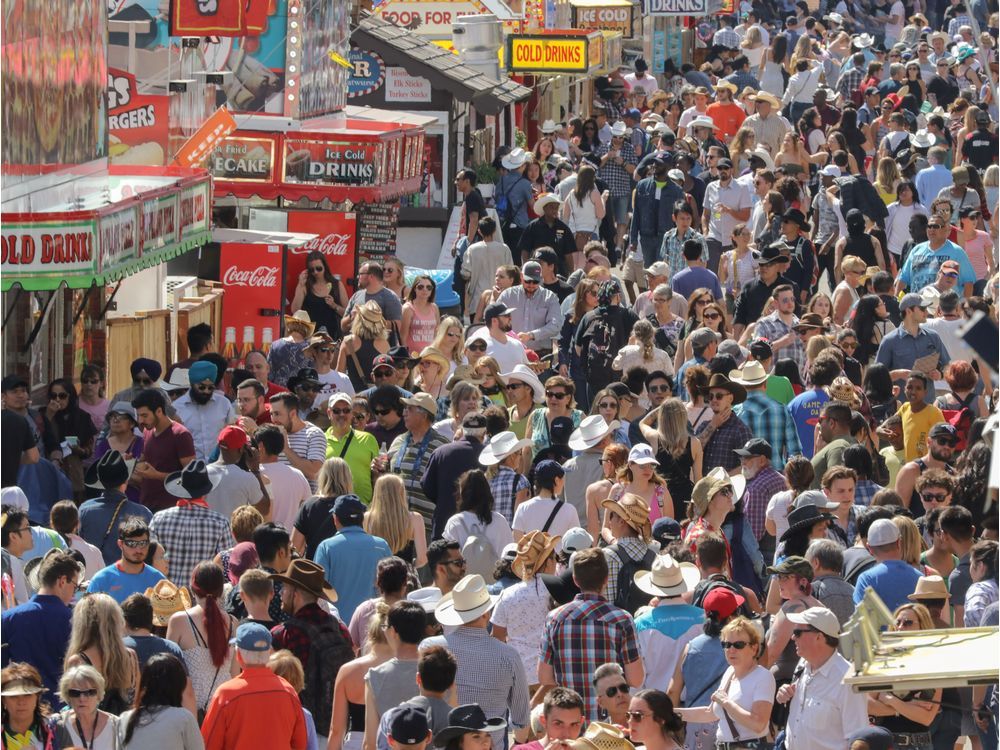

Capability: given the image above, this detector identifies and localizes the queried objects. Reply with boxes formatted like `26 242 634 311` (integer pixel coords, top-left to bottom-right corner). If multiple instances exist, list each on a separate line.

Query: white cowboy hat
610 121 628 138
649 122 674 136
634 555 702 597
568 415 621 452
827 11 844 24
750 92 781 108
729 360 769 387
406 586 443 613
747 147 775 170
156 369 190 391
500 364 546 404
540 119 557 134
689 115 717 130
642 112 664 125
434 574 499 626
855 33 875 48
479 431 532 467
910 130 935 148
501 148 528 170
533 193 562 215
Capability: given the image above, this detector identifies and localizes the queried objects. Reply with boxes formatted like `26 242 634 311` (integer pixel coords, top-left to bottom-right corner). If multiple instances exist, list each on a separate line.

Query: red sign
108 68 170 166
285 211 357 307
218 242 284 356
170 0 245 36
283 138 378 186
209 136 277 181
173 107 238 169
1 221 97 277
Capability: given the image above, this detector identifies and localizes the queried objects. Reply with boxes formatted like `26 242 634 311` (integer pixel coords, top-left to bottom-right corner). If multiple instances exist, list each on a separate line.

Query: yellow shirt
898 401 945 462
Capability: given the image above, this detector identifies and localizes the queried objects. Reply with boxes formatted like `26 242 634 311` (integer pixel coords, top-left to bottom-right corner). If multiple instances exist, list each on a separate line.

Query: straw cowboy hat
435 574 499 626
908 575 949 601
283 309 316 337
479 431 532 467
305 329 335 352
568 415 621 452
433 705 508 748
145 579 193 627
729 360 768 387
446 364 484 391
512 531 561 580
601 492 652 541
356 300 386 326
714 79 738 95
634 554 701 597
269 558 338 602
500 364 546 403
571 722 636 750
690 467 746 519
417 346 450 373
501 148 528 170
751 92 781 108
164 459 220 499
533 193 562 216
827 376 862 410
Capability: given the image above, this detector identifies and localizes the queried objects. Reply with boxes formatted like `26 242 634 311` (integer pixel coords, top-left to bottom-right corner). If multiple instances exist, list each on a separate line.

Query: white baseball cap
867 518 901 547
787 606 841 638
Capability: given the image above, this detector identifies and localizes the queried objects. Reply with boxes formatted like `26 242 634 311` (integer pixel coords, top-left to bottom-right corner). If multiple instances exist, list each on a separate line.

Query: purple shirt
139 421 195 512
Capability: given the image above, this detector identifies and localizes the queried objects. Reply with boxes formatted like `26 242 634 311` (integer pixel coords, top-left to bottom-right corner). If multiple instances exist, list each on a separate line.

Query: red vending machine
285 211 358 306
218 242 285 363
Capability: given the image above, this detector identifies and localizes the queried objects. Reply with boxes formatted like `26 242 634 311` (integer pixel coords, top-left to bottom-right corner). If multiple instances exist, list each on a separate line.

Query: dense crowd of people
2 5 1000 750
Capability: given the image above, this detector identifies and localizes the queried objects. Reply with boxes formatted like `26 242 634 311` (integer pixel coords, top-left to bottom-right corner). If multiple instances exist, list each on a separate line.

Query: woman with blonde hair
602 444 672 543
64 593 140 716
585 443 630 538
214 504 265 583
414 347 449 399
729 128 757 174
774 131 810 174
892 602 935 631
429 316 465 376
433 380 483 440
382 257 409 300
337 301 392 390
51 663 121 747
874 157 902 206
892 515 936 574
475 356 507 406
832 255 866 326
739 26 766 67
291 457 352 559
640 397 703 520
364 474 426 568
613 318 673 376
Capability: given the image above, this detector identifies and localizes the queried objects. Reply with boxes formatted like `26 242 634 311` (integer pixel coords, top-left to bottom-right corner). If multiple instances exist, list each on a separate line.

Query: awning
1 166 212 292
353 14 531 116
343 105 439 129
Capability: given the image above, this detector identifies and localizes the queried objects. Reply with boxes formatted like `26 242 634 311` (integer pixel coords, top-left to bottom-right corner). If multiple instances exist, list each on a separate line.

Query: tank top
609 482 665 524
657 441 695 520
909 459 956 510
182 612 234 712
844 233 879 267
302 288 343 339
347 699 366 735
566 189 601 233
348 338 383 390
682 634 729 707
405 305 437 355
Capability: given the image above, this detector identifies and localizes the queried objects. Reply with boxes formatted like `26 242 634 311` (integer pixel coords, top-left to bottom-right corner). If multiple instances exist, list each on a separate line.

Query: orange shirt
705 102 747 142
202 667 308 750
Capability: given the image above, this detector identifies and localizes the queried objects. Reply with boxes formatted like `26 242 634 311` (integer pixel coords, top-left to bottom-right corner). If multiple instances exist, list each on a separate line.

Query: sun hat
433 705 507 748
539 567 580 605
0 676 46 697
634 554 701 597
269 558 338 602
156 369 190 392
828 376 862 409
568 415 621 451
560 527 594 554
434 574 499 626
868 518 901 547
533 193 562 215
479 431 532 467
910 129 935 148
445 364 485 391
787 606 841 637
707 373 747 404
782 208 811 231
283 309 316 337
231 621 272 652
729 360 768 387
145 579 194 627
84 450 136 490
691 466 746 518
754 242 792 264
601 493 652 540
512 531 561 580
908 574 949 601
793 313 827 332
751 91 781 107
406 587 443 613
164 459 220 499
714 79 738 94
766 555 814 580
610 121 628 138
499 364 546 403
417 346 450 373
780 504 835 542
793 490 840 511
501 148 528 170
627 443 660 466
571 721 635 750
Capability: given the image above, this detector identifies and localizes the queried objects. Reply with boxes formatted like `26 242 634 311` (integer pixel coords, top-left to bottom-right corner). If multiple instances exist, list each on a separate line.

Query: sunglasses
443 558 467 567
122 538 150 548
446 331 460 338
373 408 393 417
721 640 749 650
598 401 618 409
791 627 819 638
895 617 918 628
316 346 335 354
415 284 433 291
330 407 352 416
840 341 858 350
941 272 959 279
703 312 721 321
927 223 944 229
933 437 957 447
523 279 540 285
921 492 948 502
310 265 325 273
626 711 650 722
67 688 98 698
506 383 525 391
49 392 70 401
605 684 630 698
467 342 487 351
194 383 216 392
373 368 395 378
81 378 100 385
709 391 731 401
648 384 670 393
546 391 569 399
298 384 319 392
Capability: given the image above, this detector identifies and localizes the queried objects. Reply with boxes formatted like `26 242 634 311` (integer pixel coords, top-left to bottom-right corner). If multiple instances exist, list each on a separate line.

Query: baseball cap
645 261 670 277
1 374 29 392
786 606 841 638
748 338 773 360
500 542 519 561
533 248 559 266
333 494 366 524
847 728 895 750
702 587 746 619
560 527 594 554
371 354 396 373
230 621 272 651
483 302 517 323
522 261 542 282
535 459 566 484
717 158 733 169
688 327 719 349
652 517 682 546
976 110 991 125
329 391 352 408
733 438 772 459
625 108 642 121
296 367 321 386
958 207 981 221
388 705 430 745
820 164 841 177
929 422 958 440
899 292 929 312
867 518 901 546
767 555 814 580
217 425 249 451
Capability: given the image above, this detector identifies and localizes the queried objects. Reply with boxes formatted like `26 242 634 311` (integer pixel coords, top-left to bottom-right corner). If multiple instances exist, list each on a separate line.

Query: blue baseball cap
230 622 272 652
333 493 366 524
652 517 682 546
534 460 565 484
624 108 642 122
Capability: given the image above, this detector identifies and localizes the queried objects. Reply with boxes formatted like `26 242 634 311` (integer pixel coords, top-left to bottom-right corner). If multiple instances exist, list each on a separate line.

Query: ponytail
191 562 230 668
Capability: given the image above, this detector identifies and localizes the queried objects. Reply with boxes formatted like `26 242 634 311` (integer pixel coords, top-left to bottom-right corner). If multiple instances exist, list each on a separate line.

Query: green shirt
810 436 858 488
324 427 380 504
765 375 795 406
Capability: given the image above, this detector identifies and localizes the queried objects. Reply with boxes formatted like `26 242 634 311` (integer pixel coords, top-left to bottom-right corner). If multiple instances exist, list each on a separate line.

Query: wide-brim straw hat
356 301 386 326
828 376 862 409
601 492 652 541
908 574 949 601
571 722 636 750
479 431 532 466
512 530 561 580
568 415 620 451
284 309 316 336
434 574 499 626
634 554 701 597
418 346 450 373
146 579 193 627
446 364 484 391
0 678 46 697
690 466 746 518
751 92 781 107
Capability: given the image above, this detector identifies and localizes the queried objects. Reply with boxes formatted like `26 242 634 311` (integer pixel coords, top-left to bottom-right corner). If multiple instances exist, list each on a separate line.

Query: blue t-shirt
787 388 829 458
898 240 976 292
671 266 724 301
123 634 185 670
87 563 165 604
852 559 923 612
314 526 393 624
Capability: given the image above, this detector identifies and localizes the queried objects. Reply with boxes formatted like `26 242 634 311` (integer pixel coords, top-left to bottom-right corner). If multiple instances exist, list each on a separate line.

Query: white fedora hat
501 148 528 170
568 415 620 452
634 554 702 597
855 33 875 48
540 119 557 134
610 121 628 138
479 431 532 467
689 115 717 130
729 360 769 387
434 574 499 626
500 364 546 404
533 193 561 215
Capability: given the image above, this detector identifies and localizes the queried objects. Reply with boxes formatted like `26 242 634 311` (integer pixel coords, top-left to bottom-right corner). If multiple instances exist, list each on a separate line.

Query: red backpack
940 391 976 451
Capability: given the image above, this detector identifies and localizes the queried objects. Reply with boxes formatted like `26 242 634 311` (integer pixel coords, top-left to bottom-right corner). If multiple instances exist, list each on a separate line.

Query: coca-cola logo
222 264 279 288
292 233 352 256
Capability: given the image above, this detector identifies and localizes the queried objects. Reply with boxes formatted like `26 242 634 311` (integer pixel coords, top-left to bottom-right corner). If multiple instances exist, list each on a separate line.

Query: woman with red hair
935 360 987 419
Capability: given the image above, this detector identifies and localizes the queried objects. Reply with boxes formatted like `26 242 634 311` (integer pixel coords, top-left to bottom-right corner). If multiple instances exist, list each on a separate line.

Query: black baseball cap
483 302 516 323
388 706 430 745
749 338 774 360
1 374 29 392
734 437 773 459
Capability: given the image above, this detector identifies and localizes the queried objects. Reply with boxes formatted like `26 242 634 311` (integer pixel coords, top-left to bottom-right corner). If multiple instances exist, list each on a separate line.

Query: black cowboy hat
539 568 580 606
433 705 507 748
753 242 793 265
388 345 420 367
85 450 137 490
707 373 747 405
780 504 836 542
163 460 220 499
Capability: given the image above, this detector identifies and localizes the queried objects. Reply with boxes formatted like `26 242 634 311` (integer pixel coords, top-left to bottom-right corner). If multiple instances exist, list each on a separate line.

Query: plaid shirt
734 391 803 469
837 66 865 101
602 97 624 123
755 313 806 376
696 411 753 472
489 466 530 525
541 593 641 720
271 602 352 672
660 227 709 276
947 15 971 36
149 503 235 587
602 536 652 603
742 466 788 541
713 27 741 49
594 140 638 198
854 480 883 507
724 70 761 93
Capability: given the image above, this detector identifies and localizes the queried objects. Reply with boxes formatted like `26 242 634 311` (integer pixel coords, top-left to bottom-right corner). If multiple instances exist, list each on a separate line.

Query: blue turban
188 360 218 385
130 358 162 381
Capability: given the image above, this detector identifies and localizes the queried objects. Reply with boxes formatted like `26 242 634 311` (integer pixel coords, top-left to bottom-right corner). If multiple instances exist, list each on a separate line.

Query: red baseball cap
218 425 249 451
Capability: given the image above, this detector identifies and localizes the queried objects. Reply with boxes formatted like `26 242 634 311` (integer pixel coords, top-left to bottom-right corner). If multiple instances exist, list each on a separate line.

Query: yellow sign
507 35 591 73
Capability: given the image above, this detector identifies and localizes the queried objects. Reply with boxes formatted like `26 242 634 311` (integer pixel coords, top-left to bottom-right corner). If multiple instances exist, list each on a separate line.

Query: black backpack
608 543 657 614
285 616 355 737
690 574 755 618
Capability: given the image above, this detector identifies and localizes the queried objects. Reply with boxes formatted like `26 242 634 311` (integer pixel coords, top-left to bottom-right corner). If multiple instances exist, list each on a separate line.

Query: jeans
639 233 661 268
705 238 729 276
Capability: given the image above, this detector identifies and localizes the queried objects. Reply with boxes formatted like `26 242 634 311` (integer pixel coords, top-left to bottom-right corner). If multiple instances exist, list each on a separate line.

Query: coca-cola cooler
218 241 286 361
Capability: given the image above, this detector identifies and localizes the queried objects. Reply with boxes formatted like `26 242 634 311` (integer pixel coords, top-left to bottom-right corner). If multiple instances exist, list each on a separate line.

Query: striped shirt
283 422 327 492
387 428 450 517
742 113 790 160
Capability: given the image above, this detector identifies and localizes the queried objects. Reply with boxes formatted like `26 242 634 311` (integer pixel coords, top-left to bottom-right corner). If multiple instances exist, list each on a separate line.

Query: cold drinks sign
506 33 601 74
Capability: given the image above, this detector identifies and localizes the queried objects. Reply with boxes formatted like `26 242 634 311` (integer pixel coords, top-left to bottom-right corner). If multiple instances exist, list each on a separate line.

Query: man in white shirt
253 425 312 531
778 607 868 750
172 360 236 461
206 426 270 520
921 290 978 364
623 59 656 97
701 158 752 274
467 303 530 373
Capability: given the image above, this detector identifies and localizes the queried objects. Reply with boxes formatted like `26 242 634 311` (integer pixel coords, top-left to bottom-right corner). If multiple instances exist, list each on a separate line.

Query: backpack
607 543 657 614
458 516 500 583
495 176 526 233
285 617 354 737
727 514 764 598
690 574 756 618
941 391 976 451
584 313 619 379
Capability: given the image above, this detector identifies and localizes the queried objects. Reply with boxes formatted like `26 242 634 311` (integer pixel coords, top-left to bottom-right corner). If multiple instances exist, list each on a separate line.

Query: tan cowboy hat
827 376 862 409
283 309 316 337
690 467 746 519
729 360 768 387
356 300 386 325
929 31 950 45
601 492 652 541
145 579 193 627
634 554 702 597
434 574 499 626
269 558 338 602
479 431 532 467
571 722 636 750
714 79 738 94
751 91 781 108
446 364 485 391
512 531 561 581
418 346 450 373
306 330 334 350
908 575 949 601
568 415 620 452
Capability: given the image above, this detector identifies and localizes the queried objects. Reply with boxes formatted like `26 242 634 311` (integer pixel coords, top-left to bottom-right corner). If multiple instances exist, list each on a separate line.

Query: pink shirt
960 229 995 279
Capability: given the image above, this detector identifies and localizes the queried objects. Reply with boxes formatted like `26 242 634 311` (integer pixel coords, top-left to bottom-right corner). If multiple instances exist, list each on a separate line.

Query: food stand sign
1 221 98 282
375 0 482 36
644 0 708 14
572 5 633 35
507 34 594 73
209 136 277 181
348 49 385 98
283 138 379 186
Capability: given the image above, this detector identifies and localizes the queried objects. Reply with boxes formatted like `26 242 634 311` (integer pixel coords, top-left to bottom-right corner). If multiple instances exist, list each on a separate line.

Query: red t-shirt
201 667 307 750
139 421 195 512
705 102 747 142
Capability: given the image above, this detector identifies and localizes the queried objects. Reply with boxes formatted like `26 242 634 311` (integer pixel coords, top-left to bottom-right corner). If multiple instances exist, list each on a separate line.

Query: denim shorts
608 195 630 224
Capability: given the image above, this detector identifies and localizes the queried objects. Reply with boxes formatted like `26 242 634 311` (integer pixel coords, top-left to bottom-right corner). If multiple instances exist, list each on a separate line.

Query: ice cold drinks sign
508 37 590 72
283 140 378 185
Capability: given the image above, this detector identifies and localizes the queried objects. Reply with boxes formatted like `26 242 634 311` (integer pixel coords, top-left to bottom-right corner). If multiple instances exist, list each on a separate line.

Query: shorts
608 195 630 224
624 257 646 287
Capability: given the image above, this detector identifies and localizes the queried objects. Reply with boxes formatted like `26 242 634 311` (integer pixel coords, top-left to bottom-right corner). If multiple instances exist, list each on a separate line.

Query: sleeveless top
348 338 383 390
405 305 437 355
844 234 879 267
302 288 343 340
182 612 234 711
909 459 956 510
528 408 583 457
682 634 728 707
609 482 664 524
657 441 695 520
760 61 786 97
347 699 366 735
77 651 133 716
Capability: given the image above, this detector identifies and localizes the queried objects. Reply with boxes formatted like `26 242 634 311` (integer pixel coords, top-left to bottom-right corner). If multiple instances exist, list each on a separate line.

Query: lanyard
75 712 99 750
394 430 434 482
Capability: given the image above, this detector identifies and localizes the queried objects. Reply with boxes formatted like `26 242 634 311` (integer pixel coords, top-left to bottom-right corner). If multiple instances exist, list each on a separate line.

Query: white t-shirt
313 369 356 410
511 496 580 538
260 461 312 531
712 665 776 741
206 462 263 520
885 0 905 42
442 511 514 561
765 489 795 561
468 331 529 374
69 534 105 580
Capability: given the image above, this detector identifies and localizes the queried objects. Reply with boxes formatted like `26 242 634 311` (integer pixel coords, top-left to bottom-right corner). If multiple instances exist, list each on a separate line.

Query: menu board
356 202 398 258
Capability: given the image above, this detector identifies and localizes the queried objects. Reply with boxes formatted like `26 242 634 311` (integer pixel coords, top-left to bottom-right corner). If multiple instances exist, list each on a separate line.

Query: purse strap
541 500 564 534
719 671 743 741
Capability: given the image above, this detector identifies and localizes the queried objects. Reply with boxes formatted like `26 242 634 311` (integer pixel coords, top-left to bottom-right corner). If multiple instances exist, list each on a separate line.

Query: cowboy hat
446 364 485 391
568 415 621 452
780 504 835 542
828 376 862 409
389 344 420 367
433 705 507 748
283 309 316 337
401 392 438 416
746 147 775 170
434 574 498 626
691 467 746 518
729 360 768 387
910 129 935 149
855 33 875 48
634 554 701 597
928 31 950 45
269 558 338 602
85 449 137 490
417 346 450 373
512 531 561 581
793 312 827 332
539 567 580 605
540 119 558 134
689 115 717 130
707 373 747 405
164 459 221 499
145 579 193 627
305 330 335 350
500 364 546 403
156 369 190 392
610 121 628 138
533 193 562 215
356 301 386 325
601 493 652 540
908 574 949 601
714 79 738 94
479 431 532 466
751 92 781 107
571 722 635 750
501 148 528 170
24 548 87 595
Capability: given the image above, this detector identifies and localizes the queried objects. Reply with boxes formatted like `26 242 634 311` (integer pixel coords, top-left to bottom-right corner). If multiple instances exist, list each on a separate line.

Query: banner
506 33 598 73
283 138 378 186
285 211 357 304
170 0 245 36
173 106 238 168
645 0 708 14
572 5 633 34
108 68 169 166
209 135 278 181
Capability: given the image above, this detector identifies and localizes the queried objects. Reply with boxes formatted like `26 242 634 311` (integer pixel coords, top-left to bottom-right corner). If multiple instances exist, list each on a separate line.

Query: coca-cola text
222 265 279 287
293 233 353 257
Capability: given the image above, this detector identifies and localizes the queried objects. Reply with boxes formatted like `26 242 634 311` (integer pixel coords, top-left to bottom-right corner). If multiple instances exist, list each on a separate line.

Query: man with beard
170 360 236 461
628 155 685 268
735 438 787 564
894 422 958 514
701 158 752 275
694 374 752 474
466 303 530 373
235 378 272 434
268 392 326 492
131 390 196 512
